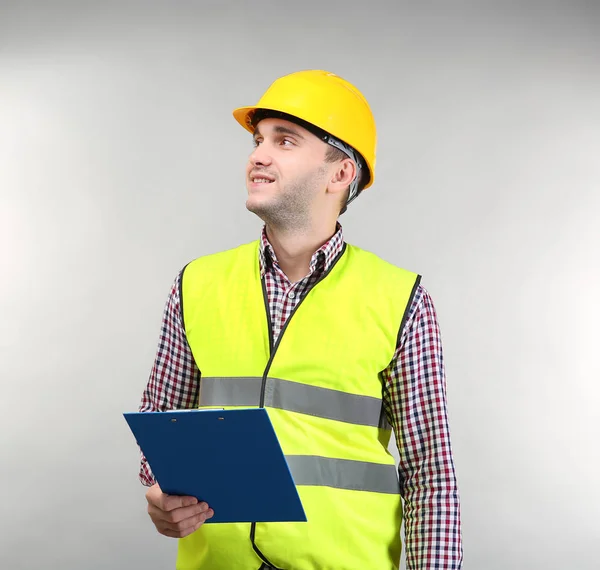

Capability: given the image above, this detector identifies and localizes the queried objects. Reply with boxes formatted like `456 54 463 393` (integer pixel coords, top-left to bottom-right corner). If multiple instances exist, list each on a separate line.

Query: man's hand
145 483 214 538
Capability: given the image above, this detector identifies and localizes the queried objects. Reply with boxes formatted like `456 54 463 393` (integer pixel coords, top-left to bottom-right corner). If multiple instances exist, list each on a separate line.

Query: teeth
253 178 272 183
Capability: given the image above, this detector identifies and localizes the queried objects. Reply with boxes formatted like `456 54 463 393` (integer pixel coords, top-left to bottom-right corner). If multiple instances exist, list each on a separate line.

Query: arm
138 270 202 486
382 285 463 569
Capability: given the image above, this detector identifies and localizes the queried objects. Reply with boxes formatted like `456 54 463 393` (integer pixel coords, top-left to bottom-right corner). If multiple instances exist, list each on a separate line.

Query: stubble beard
246 167 327 234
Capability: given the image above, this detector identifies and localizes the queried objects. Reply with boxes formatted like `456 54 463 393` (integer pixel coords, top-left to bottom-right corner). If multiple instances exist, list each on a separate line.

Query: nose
249 142 272 167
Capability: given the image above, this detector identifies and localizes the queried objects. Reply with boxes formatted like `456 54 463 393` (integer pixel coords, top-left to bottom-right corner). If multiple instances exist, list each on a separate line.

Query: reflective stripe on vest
286 455 400 494
199 375 391 429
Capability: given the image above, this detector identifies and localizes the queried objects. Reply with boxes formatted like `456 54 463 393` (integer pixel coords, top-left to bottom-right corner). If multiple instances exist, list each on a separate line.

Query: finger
180 518 209 538
152 506 212 531
174 510 211 532
160 521 202 539
160 528 187 539
146 485 199 512
148 502 210 525
157 509 214 535
177 510 214 537
161 494 199 512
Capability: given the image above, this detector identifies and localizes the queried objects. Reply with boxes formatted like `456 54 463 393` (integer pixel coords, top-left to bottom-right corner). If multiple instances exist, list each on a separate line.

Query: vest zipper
259 243 347 406
251 243 348 569
261 276 275 360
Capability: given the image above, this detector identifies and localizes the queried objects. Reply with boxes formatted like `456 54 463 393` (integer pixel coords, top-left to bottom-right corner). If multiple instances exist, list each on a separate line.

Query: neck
265 222 338 283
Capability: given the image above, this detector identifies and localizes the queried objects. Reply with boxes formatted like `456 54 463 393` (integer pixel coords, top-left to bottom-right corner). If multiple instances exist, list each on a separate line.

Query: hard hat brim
232 106 265 134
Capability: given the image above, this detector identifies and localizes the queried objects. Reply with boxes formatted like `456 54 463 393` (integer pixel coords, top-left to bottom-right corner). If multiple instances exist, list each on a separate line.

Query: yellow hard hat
232 70 377 190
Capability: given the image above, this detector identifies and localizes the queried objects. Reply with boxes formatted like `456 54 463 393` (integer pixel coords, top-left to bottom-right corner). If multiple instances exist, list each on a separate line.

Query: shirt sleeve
137 270 201 486
382 284 463 569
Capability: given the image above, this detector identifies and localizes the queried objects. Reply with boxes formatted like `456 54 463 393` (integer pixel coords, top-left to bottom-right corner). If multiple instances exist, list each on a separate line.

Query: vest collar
258 223 345 279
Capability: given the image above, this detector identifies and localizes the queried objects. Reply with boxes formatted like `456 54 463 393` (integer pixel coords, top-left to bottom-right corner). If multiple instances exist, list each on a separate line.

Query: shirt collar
259 223 345 279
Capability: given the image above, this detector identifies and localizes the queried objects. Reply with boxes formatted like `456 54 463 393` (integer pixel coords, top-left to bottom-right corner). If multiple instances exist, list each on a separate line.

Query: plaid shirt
138 224 463 569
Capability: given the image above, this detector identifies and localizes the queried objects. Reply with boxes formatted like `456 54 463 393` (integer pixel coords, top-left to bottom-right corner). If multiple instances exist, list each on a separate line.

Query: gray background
1 1 599 569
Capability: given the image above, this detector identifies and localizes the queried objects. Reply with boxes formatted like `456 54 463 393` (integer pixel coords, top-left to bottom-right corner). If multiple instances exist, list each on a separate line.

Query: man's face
245 118 331 229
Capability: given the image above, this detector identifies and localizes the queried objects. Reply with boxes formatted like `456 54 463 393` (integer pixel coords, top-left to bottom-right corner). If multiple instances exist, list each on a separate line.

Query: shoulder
344 242 420 284
181 240 259 283
185 240 258 271
398 282 442 345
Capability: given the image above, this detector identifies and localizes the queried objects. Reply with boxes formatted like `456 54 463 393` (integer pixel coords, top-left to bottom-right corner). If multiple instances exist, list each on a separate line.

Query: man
137 70 463 569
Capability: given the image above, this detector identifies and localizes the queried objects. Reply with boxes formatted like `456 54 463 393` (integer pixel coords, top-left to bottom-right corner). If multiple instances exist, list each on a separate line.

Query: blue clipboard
124 407 307 524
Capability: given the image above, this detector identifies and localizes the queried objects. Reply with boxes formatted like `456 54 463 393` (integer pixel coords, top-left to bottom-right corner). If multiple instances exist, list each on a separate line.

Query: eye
252 138 262 147
280 138 294 147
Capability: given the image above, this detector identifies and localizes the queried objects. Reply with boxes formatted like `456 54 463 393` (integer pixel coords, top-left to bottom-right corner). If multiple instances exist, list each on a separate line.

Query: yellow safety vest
178 240 420 570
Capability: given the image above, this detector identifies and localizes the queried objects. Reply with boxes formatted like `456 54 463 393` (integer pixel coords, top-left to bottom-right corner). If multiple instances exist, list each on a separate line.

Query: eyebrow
253 125 306 140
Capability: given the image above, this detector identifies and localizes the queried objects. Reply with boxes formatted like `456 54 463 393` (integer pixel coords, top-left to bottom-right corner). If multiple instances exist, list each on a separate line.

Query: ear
327 158 356 196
